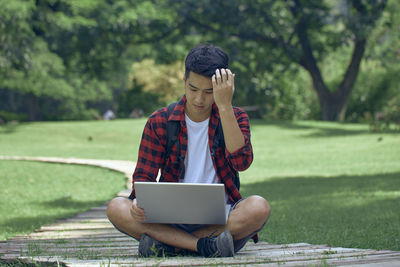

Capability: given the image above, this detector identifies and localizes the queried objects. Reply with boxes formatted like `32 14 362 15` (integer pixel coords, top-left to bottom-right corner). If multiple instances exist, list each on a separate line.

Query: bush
0 110 28 122
117 80 164 117
365 95 400 132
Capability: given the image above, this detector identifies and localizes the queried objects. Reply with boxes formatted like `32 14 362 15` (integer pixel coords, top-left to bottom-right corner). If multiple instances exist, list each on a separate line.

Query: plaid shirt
130 95 253 204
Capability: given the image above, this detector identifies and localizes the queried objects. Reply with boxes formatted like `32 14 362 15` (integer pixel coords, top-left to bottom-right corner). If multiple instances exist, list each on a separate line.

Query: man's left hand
212 68 235 110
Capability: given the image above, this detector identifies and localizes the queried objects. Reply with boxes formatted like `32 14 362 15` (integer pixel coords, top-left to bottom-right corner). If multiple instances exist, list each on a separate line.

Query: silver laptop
134 182 230 224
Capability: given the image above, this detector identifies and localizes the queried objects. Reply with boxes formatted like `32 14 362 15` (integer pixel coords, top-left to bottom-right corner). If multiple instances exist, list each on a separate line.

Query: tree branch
290 0 330 98
258 6 301 63
337 38 366 99
184 15 281 46
130 21 184 45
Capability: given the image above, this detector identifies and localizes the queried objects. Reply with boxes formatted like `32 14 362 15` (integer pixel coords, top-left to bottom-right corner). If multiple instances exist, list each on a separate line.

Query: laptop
134 182 230 224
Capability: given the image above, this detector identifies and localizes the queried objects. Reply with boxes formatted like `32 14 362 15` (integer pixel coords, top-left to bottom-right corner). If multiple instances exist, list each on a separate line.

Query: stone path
1 156 399 266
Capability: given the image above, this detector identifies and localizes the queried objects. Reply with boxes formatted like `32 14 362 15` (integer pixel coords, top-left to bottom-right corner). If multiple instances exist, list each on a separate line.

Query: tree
0 0 176 121
164 0 388 121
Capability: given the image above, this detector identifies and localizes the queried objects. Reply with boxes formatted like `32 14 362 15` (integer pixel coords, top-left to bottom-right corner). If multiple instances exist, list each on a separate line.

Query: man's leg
107 195 270 255
191 195 270 245
106 197 198 251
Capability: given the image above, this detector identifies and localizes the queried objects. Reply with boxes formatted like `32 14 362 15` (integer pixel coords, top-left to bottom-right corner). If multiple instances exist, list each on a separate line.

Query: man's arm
131 114 166 198
212 68 244 153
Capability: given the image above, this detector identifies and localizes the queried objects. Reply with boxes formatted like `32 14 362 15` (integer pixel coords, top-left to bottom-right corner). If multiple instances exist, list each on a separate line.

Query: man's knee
106 197 128 223
243 195 271 226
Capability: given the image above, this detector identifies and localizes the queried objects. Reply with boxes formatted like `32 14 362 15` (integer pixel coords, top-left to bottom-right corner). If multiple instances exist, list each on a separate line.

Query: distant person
103 109 115 120
107 44 270 257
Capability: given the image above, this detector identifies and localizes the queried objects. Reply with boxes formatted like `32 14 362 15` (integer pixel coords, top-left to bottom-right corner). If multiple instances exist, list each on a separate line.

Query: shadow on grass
251 119 369 137
241 172 400 250
301 127 368 138
0 124 20 134
38 196 105 209
251 119 314 130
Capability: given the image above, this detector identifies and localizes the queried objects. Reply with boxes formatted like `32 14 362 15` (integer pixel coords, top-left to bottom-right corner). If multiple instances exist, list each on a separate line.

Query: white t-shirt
182 114 218 184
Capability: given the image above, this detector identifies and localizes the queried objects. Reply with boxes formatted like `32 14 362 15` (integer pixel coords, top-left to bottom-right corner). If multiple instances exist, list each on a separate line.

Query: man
107 44 271 257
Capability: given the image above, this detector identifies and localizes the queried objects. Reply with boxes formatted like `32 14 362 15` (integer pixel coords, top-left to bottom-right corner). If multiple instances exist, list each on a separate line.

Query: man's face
184 71 214 122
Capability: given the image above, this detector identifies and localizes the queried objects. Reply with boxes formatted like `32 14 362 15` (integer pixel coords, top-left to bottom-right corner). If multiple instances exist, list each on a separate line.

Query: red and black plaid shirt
130 95 253 204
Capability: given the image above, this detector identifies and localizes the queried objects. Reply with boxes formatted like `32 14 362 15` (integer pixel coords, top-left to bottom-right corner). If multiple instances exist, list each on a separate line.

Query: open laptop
134 182 230 224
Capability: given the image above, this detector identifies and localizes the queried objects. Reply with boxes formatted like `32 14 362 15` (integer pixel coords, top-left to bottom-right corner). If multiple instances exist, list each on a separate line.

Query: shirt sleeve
130 114 166 198
225 108 253 171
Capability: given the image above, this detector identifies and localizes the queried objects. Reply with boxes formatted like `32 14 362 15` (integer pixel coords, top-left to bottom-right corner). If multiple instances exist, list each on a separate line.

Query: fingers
130 199 146 222
213 69 234 85
215 69 221 85
212 74 217 88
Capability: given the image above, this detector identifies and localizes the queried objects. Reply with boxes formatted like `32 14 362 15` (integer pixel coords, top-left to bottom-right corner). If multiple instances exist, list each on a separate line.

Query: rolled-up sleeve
226 108 253 171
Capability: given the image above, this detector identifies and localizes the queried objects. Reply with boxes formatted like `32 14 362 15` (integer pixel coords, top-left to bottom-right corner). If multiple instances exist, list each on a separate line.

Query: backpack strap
165 102 185 181
166 102 179 160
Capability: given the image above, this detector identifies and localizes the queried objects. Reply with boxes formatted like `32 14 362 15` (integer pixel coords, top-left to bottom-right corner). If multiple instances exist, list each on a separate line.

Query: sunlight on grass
243 120 400 182
0 119 146 160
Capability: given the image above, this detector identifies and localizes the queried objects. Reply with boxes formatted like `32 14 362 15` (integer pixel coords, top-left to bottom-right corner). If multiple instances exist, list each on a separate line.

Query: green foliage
117 81 162 117
250 67 319 120
160 0 390 121
365 94 400 132
129 59 184 104
0 111 28 122
0 0 175 121
0 0 398 121
345 0 400 124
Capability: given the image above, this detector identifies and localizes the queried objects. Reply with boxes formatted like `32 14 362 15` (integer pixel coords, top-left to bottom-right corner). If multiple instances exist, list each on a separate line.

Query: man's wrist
217 104 233 113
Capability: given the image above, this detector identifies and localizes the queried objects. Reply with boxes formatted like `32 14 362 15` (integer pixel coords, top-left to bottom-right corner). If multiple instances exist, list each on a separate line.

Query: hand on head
212 68 235 109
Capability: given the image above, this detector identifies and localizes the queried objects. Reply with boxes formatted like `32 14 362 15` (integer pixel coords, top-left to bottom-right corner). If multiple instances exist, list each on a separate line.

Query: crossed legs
106 195 270 253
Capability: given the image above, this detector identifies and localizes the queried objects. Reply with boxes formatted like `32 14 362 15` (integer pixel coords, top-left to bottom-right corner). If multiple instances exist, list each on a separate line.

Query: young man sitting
107 44 271 257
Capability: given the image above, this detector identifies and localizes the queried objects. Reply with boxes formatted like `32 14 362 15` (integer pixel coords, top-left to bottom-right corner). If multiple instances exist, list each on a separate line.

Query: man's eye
206 91 213 94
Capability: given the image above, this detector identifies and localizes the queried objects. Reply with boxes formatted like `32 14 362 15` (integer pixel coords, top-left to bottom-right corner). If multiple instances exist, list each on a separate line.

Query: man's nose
195 91 205 103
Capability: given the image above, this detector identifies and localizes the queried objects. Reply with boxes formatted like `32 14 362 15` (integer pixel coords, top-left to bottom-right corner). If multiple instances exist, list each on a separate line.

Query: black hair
184 44 229 79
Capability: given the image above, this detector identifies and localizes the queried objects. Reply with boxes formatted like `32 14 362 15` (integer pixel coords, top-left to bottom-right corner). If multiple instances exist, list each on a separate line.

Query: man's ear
183 75 186 82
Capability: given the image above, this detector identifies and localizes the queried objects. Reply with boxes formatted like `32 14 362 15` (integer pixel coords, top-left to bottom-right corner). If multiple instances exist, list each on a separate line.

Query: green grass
241 120 400 251
0 119 399 250
0 161 125 240
0 119 146 160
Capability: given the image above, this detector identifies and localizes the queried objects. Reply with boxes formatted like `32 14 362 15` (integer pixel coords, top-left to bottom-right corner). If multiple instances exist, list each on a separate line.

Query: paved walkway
1 156 399 266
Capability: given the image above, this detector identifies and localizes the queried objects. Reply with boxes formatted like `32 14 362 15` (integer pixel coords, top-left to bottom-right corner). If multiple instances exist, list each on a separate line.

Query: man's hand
130 198 146 222
212 69 235 111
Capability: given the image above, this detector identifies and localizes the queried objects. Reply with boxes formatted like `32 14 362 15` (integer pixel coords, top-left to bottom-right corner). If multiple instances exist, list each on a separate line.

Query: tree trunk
27 93 41 121
292 0 368 121
315 38 367 121
319 92 348 121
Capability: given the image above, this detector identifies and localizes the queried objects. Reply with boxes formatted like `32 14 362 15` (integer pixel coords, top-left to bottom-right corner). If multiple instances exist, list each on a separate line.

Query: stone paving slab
1 156 400 266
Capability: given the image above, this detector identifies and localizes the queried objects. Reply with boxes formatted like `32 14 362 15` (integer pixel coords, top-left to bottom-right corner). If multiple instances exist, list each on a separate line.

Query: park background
0 0 399 253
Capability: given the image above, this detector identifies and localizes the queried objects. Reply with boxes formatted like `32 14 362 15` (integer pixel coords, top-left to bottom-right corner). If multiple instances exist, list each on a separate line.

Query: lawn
0 119 399 250
0 161 125 240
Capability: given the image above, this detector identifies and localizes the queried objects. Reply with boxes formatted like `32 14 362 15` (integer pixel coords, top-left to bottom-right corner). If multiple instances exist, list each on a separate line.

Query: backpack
165 102 240 190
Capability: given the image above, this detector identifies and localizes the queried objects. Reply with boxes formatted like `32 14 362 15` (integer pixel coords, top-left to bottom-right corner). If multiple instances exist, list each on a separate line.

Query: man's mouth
194 104 204 110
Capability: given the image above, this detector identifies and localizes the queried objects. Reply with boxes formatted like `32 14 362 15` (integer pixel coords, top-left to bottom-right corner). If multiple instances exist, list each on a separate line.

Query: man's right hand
130 198 146 222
